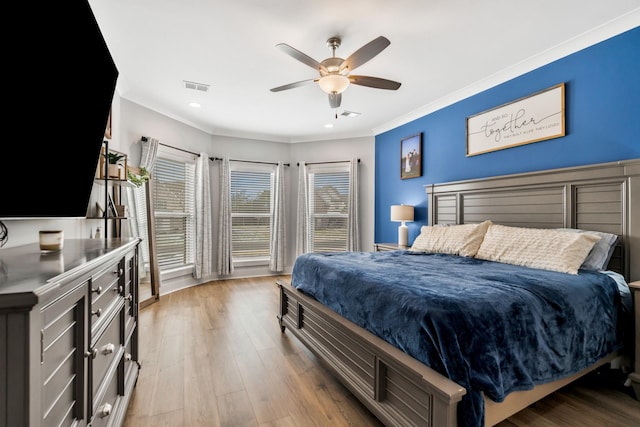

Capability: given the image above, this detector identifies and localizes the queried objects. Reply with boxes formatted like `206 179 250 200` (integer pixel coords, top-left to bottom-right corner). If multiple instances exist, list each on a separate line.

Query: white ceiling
88 1 639 143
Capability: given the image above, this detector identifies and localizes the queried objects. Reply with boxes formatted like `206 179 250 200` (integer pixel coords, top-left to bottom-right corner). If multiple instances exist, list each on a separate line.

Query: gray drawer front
90 261 123 340
91 262 121 305
123 256 136 340
92 306 123 398
123 339 135 380
90 363 121 427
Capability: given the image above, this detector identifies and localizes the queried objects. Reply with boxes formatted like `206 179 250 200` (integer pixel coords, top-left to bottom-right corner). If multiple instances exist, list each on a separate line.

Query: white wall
289 138 376 256
0 95 375 297
119 98 375 295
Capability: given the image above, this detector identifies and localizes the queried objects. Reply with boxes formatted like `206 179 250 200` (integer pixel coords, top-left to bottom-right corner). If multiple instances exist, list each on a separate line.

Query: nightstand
627 281 640 400
374 243 409 252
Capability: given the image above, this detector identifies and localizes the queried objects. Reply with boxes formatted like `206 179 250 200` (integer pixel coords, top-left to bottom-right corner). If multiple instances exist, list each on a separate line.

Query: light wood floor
124 276 640 427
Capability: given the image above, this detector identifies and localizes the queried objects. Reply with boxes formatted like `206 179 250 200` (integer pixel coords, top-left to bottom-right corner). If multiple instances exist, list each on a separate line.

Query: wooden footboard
277 280 466 427
278 280 623 427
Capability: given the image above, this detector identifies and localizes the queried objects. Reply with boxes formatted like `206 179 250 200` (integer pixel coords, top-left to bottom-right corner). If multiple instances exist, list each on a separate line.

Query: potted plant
127 167 150 187
105 151 125 178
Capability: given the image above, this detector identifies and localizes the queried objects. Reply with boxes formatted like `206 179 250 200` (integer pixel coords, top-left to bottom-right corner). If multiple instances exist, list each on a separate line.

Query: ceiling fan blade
276 43 326 72
349 75 401 90
341 36 390 73
270 78 317 92
328 93 342 108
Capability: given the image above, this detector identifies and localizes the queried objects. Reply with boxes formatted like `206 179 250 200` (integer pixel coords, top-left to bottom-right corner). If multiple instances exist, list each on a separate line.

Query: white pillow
556 228 619 271
475 224 601 275
410 220 491 257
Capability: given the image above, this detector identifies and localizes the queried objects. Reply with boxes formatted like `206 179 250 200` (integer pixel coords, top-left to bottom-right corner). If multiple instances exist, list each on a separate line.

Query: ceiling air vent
341 110 361 118
183 80 210 92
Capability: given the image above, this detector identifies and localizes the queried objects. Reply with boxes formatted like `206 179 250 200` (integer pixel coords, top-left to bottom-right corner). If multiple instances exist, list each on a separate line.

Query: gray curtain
139 137 159 171
217 157 234 275
296 161 309 255
347 157 360 251
195 153 212 279
129 137 160 279
269 162 286 271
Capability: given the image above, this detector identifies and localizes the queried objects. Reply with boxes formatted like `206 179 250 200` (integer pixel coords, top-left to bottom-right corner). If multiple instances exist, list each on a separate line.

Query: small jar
39 230 64 251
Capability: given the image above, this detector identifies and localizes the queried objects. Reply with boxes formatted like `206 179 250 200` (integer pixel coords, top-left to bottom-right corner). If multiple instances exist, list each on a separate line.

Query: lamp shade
318 74 350 94
390 205 414 222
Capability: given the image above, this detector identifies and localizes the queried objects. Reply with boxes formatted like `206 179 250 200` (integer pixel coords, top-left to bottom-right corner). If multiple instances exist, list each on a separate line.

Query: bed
277 159 640 427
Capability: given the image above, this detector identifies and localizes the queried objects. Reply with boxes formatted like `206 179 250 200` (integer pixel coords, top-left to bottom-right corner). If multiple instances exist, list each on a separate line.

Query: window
307 164 350 252
230 163 275 261
152 147 196 271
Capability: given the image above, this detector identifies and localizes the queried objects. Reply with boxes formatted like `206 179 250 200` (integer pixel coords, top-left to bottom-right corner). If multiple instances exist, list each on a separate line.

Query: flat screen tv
1 1 118 218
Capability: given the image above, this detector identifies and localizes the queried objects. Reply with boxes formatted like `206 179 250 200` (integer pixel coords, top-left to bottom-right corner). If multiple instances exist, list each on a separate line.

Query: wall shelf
92 140 130 238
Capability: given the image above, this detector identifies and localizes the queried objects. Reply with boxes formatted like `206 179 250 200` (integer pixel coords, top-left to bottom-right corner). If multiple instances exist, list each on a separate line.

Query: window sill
233 257 269 268
160 265 194 281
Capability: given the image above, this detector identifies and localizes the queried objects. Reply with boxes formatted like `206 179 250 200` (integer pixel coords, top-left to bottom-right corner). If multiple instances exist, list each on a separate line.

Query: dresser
0 238 141 427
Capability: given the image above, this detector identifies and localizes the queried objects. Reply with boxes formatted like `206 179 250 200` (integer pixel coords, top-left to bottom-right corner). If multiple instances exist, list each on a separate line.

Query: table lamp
390 204 414 247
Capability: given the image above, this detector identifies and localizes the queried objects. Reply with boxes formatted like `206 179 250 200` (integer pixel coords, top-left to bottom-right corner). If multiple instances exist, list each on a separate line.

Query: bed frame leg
277 280 287 333
277 315 286 333
628 372 640 400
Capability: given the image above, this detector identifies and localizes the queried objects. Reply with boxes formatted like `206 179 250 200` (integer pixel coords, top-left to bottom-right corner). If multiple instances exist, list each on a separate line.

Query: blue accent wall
375 27 640 245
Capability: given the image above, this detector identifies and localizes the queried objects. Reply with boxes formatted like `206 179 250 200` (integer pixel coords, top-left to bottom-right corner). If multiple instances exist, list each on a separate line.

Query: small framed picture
400 133 422 179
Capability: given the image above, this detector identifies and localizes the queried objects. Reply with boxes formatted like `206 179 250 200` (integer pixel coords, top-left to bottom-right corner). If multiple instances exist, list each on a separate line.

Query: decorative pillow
410 220 491 257
556 228 619 271
475 224 601 274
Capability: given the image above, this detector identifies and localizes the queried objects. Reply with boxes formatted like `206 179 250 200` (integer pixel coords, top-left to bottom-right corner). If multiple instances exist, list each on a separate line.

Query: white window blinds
152 151 196 269
308 165 350 253
230 165 275 259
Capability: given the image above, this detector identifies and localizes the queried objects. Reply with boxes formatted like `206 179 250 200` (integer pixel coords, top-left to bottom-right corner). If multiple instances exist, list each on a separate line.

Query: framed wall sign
466 83 565 156
400 133 422 179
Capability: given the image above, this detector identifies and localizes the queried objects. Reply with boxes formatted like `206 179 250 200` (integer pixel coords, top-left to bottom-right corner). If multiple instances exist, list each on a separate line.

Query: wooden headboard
426 159 640 282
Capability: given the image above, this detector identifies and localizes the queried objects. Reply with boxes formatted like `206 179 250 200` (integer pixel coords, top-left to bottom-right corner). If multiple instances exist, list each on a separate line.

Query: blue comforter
291 250 627 427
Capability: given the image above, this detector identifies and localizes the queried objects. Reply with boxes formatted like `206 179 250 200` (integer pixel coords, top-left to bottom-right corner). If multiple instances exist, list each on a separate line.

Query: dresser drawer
90 360 121 427
90 260 123 339
91 304 124 398
123 337 136 382
91 261 122 303
123 255 136 340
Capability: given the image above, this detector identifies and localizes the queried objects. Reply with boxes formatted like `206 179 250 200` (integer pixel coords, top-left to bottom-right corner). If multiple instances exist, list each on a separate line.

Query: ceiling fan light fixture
318 74 350 94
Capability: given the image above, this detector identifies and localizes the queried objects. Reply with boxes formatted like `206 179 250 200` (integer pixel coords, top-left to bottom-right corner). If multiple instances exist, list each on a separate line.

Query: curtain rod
140 136 211 159
141 137 288 165
211 157 290 167
297 158 360 166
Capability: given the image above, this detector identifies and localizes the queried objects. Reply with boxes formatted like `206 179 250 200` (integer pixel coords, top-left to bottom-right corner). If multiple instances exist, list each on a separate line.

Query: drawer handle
84 348 97 359
124 294 133 302
117 285 123 294
91 286 102 295
98 402 112 418
101 343 116 355
125 352 132 361
92 308 102 317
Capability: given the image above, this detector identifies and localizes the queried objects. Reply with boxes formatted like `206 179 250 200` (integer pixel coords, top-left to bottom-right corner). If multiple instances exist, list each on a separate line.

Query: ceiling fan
270 35 401 109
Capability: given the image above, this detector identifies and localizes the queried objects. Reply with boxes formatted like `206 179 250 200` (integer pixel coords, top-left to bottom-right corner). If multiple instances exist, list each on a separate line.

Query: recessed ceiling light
324 123 334 128
341 110 361 117
189 102 201 108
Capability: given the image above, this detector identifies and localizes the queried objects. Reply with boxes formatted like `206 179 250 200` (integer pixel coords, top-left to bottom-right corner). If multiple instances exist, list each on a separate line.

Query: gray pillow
557 228 619 270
